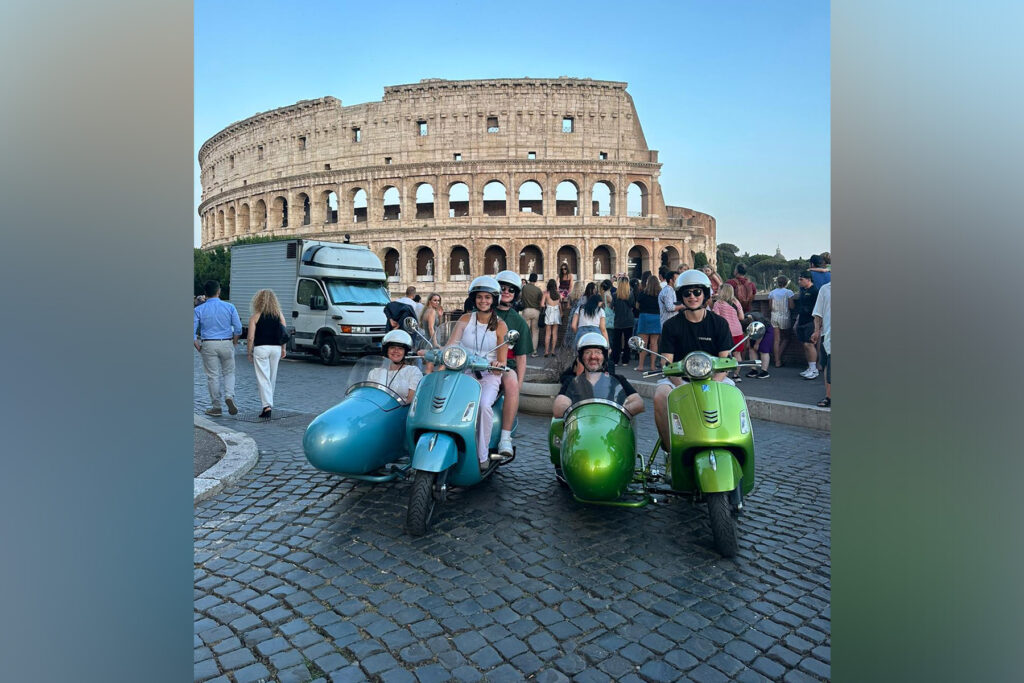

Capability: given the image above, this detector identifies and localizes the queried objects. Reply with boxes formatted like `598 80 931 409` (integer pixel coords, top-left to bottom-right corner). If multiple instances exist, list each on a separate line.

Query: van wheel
406 471 436 536
318 337 339 365
707 492 739 557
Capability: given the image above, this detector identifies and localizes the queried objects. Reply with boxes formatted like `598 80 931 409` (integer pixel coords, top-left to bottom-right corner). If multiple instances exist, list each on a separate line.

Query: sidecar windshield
563 373 630 409
346 355 425 403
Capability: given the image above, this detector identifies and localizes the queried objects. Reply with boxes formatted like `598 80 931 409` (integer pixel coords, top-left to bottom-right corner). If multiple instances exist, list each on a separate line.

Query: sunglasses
679 288 705 298
500 285 517 292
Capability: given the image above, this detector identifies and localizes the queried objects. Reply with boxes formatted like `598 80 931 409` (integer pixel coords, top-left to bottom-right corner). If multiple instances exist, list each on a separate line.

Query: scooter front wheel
707 492 739 557
406 470 437 536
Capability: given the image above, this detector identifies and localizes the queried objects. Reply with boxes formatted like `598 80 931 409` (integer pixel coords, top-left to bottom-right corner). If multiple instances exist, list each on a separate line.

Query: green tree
194 246 231 298
693 251 709 268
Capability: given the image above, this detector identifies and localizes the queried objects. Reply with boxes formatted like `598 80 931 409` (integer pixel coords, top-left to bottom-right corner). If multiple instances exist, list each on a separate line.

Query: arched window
382 186 401 221
591 181 615 216
627 245 650 279
351 188 367 223
450 245 471 279
216 210 225 239
627 182 648 217
416 247 435 279
254 199 267 230
556 181 579 216
227 206 236 238
415 183 434 219
518 180 543 215
660 246 681 271
383 248 400 280
448 182 469 217
556 246 578 278
593 245 615 277
519 244 543 277
324 191 338 224
484 245 506 275
272 196 288 228
483 181 506 217
298 193 311 226
239 203 250 233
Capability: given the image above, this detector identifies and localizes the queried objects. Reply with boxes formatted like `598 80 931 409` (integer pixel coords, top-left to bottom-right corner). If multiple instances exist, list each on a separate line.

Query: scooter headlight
441 346 468 370
683 352 714 380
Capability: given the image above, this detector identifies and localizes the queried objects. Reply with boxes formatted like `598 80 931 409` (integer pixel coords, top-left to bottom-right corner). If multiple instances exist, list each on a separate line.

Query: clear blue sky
195 0 829 259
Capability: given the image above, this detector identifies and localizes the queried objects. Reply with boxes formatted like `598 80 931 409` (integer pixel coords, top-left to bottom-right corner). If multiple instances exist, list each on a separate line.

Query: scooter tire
707 492 739 557
406 471 437 536
553 466 569 489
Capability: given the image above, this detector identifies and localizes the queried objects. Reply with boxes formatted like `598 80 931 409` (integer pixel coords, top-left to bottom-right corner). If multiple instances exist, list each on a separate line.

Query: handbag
279 321 291 345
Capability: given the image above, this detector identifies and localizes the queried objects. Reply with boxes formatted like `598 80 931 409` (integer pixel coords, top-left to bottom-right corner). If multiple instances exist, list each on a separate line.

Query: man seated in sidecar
367 330 423 404
653 269 735 451
553 333 645 419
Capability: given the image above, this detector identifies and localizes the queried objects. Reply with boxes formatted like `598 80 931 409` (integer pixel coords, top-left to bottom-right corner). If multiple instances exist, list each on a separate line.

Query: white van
230 239 389 363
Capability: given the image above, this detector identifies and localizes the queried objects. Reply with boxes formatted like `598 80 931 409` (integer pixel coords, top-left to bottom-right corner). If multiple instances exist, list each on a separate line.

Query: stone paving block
450 665 482 682
192 657 219 682
232 662 270 683
379 668 416 683
799 655 831 679
689 662 731 683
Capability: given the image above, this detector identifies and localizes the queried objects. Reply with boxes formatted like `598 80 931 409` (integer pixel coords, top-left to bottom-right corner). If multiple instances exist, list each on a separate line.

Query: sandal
816 397 831 408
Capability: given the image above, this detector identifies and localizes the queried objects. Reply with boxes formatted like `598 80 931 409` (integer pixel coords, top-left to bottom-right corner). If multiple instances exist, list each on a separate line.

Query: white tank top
463 312 498 362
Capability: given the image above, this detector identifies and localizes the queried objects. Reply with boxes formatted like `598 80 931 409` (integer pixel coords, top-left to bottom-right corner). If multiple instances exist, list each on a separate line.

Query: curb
630 380 830 432
194 415 259 504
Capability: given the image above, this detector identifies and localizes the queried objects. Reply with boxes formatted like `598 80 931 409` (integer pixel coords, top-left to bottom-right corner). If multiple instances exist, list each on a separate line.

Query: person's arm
571 311 579 332
494 320 509 369
247 314 258 362
279 314 288 359
811 293 824 343
598 314 608 341
193 308 202 351
231 306 242 344
552 394 571 419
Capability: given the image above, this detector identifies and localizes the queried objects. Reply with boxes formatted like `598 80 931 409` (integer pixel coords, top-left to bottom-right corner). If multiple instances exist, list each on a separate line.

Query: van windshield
324 279 391 305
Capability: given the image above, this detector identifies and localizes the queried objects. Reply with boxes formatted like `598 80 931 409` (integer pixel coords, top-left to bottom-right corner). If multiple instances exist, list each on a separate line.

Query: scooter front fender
693 449 743 494
411 432 458 473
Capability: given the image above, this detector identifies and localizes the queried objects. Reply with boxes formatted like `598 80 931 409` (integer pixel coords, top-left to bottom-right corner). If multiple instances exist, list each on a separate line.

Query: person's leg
636 333 648 371
253 345 273 409
524 308 539 352
649 333 660 370
200 344 222 409
476 373 501 465
654 383 672 452
499 371 519 453
772 324 782 365
219 342 236 406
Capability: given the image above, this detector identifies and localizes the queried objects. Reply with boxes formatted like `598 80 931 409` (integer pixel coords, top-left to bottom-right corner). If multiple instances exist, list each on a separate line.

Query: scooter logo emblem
701 384 710 393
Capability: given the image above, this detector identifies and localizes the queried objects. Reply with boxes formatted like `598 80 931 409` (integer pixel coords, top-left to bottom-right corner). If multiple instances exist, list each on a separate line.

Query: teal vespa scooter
548 322 766 556
402 317 519 535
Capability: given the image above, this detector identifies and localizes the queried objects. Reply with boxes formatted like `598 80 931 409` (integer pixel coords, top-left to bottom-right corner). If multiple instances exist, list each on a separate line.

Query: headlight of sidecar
441 346 468 370
683 352 714 380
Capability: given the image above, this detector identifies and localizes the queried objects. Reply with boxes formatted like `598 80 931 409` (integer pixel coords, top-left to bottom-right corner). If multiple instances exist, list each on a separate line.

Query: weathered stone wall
198 77 716 301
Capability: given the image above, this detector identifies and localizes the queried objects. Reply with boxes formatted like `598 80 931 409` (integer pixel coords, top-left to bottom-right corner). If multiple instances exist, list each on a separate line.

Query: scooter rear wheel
707 492 739 557
406 470 436 536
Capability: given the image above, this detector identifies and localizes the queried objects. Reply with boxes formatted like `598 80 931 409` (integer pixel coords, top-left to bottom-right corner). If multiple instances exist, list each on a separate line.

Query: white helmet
381 329 413 353
675 269 712 309
577 332 610 365
468 275 500 297
495 269 521 295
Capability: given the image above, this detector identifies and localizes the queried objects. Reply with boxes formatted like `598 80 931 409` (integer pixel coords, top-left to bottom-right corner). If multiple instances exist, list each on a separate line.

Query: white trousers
200 340 236 406
474 372 502 465
252 345 282 409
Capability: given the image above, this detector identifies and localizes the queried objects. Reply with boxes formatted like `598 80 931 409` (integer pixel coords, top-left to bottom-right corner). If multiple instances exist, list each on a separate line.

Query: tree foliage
692 251 709 268
194 247 231 298
714 243 816 293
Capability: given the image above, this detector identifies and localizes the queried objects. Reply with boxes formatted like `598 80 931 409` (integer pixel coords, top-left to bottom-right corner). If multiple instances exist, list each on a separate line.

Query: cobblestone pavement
195 349 831 682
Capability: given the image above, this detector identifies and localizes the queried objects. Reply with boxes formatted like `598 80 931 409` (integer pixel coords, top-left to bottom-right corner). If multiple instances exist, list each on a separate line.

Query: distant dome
775 246 785 259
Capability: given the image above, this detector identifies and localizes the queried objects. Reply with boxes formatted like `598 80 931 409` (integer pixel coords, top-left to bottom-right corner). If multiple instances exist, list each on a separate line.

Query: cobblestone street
195 349 831 682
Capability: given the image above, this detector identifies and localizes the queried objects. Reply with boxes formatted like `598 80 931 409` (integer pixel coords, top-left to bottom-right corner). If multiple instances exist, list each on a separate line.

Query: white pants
473 372 502 465
252 345 282 409
200 340 236 406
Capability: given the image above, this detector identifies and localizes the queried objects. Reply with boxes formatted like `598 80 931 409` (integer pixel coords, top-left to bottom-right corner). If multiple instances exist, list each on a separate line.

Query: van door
293 278 329 348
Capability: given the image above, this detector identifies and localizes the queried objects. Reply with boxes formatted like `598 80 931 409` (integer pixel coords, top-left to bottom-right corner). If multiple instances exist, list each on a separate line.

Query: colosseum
197 77 716 301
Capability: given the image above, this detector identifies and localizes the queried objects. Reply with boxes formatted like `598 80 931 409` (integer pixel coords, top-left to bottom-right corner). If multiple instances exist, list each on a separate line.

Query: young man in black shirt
653 270 734 451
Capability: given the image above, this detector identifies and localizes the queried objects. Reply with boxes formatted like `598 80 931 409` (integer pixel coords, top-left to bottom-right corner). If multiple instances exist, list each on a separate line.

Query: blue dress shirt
194 298 242 340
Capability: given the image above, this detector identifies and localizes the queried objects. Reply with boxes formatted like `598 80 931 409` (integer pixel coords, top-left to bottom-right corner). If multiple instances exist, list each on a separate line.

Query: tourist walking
419 292 444 344
711 283 746 382
610 276 636 368
768 276 795 366
726 264 757 315
246 289 288 418
541 279 562 356
634 275 662 371
557 262 574 309
520 273 543 356
194 280 242 416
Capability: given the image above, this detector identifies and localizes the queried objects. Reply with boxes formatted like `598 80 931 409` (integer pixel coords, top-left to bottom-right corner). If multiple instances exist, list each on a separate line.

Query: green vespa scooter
547 322 766 556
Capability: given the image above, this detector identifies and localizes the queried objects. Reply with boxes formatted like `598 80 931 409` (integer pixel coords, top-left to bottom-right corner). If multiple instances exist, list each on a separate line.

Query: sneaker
799 368 814 377
205 407 222 416
225 397 238 415
732 375 742 383
745 369 759 378
756 370 771 379
497 437 513 457
802 370 819 380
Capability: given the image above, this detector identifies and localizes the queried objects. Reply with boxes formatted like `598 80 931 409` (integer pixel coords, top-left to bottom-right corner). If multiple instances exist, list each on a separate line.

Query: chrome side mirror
745 321 766 342
403 317 420 333
505 329 520 345
628 335 646 352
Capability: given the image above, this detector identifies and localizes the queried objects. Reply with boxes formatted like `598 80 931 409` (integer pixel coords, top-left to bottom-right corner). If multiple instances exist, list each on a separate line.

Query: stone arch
216 209 225 239
226 206 236 238
238 203 250 234
555 180 579 216
254 199 268 230
519 244 543 277
591 180 615 216
416 246 435 279
627 245 650 279
271 196 288 228
296 192 311 226
415 182 435 219
383 248 400 279
382 186 401 221
660 245 681 270
450 245 471 278
627 181 648 217
351 188 367 223
484 245 507 275
556 245 579 279
448 181 470 217
482 180 507 216
322 190 338 224
593 245 615 278
517 180 543 215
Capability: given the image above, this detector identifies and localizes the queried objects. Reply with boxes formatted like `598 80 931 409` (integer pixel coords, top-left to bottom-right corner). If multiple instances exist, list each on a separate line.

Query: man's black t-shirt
794 285 819 325
660 310 733 360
